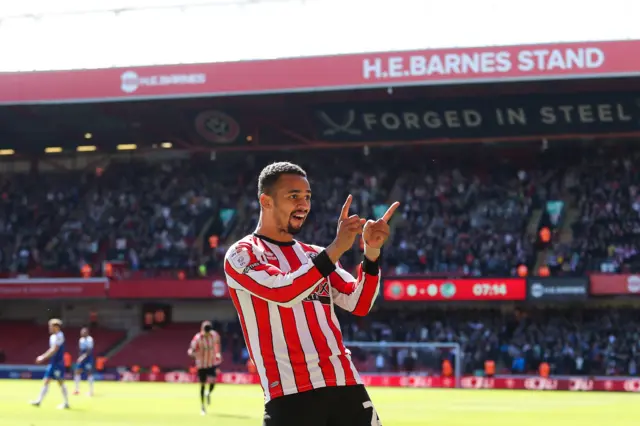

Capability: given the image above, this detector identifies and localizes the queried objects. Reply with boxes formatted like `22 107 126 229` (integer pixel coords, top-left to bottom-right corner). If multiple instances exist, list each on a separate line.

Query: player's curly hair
257 162 307 197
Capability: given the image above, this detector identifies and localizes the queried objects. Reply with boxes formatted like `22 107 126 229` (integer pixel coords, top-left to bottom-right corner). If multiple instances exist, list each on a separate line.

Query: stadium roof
0 0 637 72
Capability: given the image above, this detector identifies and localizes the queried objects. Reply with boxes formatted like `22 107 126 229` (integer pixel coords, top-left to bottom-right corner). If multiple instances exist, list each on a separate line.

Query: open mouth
291 212 307 222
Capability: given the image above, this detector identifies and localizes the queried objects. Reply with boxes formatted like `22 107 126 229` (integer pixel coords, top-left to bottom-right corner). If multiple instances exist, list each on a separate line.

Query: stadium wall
0 301 57 322
171 301 237 322
61 301 140 329
2 365 639 393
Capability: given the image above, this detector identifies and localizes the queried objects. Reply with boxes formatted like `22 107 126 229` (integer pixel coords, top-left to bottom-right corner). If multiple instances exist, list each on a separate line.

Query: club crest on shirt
303 280 331 304
229 247 251 269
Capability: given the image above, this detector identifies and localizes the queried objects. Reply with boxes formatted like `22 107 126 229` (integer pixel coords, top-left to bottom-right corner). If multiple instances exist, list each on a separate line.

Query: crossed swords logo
316 110 363 136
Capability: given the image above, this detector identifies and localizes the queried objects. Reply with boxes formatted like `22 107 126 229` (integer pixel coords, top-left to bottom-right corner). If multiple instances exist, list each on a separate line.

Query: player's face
269 174 311 235
49 324 59 334
80 328 88 337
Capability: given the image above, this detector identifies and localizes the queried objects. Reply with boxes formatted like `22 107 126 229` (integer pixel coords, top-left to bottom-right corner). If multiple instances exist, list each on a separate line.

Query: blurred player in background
224 162 397 426
188 320 222 415
73 327 95 396
31 318 70 409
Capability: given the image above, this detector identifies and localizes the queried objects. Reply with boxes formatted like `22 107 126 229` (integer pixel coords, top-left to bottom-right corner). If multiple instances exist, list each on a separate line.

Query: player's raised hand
330 194 366 256
363 201 400 249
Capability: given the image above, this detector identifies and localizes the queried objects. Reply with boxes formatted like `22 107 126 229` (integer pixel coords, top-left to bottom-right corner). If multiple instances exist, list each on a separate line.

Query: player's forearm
352 261 380 316
363 245 381 262
331 259 381 316
40 347 56 361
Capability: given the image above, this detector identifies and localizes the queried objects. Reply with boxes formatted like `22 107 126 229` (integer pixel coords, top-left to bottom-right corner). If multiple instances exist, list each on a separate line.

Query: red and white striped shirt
224 233 381 403
190 331 221 369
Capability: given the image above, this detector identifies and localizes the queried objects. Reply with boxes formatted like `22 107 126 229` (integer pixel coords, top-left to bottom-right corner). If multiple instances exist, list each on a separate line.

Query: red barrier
125 372 640 392
590 274 640 295
0 278 108 299
108 278 229 299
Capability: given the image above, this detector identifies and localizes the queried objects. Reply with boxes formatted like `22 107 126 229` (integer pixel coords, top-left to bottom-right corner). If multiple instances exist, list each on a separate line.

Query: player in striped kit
188 320 222 415
31 319 70 409
73 327 95 396
224 162 398 426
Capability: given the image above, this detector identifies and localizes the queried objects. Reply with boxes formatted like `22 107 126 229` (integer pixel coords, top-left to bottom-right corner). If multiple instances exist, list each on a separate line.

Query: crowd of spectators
337 308 640 376
386 165 539 276
571 153 640 274
206 306 640 378
2 143 640 278
0 171 90 274
0 159 243 277
542 147 640 276
233 147 557 276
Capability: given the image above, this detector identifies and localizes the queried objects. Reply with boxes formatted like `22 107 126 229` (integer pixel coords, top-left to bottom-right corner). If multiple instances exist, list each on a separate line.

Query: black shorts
197 367 218 383
263 385 381 426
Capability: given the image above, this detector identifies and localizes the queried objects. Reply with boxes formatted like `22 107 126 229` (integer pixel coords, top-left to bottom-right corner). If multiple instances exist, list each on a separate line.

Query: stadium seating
538 148 640 275
0 321 126 364
107 323 198 369
338 307 640 376
105 322 241 370
3 145 640 279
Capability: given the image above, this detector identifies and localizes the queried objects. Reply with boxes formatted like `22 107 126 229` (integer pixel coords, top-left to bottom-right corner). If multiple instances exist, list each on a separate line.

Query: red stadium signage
1 40 640 104
0 278 107 299
0 277 229 299
126 371 640 393
590 274 640 295
383 278 526 301
108 278 229 299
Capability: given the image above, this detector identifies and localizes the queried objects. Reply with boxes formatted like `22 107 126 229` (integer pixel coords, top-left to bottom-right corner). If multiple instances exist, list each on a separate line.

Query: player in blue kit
73 327 95 396
31 318 70 409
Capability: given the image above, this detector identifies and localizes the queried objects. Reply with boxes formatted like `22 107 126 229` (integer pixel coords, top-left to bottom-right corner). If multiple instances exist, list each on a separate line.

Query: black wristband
312 250 336 277
362 256 380 276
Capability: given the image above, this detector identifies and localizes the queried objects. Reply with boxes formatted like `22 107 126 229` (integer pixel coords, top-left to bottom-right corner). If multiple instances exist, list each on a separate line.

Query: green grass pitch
0 379 638 425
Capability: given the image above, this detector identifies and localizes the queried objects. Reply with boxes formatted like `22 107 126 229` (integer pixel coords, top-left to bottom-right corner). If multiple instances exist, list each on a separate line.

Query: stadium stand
0 146 549 277
539 146 640 275
107 323 240 370
0 321 126 364
338 307 640 376
3 144 640 378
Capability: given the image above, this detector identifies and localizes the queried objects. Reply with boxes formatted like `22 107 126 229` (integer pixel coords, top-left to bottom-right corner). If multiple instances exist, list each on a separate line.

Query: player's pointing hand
328 195 366 260
363 201 400 249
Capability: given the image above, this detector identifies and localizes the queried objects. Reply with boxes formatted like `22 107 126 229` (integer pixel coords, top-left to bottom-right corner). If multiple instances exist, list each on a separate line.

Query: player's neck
255 216 294 244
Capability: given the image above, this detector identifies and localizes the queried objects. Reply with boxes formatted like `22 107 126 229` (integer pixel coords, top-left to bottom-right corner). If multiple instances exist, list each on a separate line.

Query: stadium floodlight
344 341 462 389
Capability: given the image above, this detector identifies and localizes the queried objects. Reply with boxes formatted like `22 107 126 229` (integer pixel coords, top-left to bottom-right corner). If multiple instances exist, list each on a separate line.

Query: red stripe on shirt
352 265 380 316
295 243 346 385
322 304 358 386
302 303 338 386
278 306 313 392
329 264 357 295
278 246 316 392
252 297 284 400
